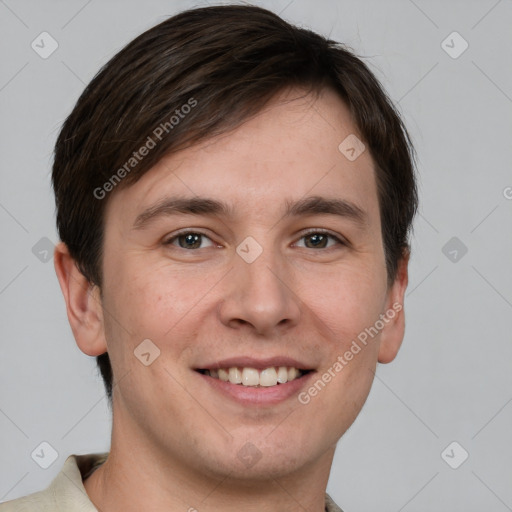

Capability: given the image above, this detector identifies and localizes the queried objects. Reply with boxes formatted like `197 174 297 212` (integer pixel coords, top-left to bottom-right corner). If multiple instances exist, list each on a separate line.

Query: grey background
1 0 511 510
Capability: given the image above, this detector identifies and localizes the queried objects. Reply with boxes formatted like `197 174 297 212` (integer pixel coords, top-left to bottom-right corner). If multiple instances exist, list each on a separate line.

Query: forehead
105 87 380 230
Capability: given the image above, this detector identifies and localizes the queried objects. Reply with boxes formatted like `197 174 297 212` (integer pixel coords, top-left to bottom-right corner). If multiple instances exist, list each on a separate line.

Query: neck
84 405 334 511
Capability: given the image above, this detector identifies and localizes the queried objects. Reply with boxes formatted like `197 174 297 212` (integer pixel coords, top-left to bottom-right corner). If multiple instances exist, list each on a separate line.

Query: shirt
0 453 344 511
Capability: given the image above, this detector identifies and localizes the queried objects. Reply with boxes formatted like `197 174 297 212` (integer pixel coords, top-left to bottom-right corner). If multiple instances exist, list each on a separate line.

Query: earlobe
54 242 107 357
377 250 410 364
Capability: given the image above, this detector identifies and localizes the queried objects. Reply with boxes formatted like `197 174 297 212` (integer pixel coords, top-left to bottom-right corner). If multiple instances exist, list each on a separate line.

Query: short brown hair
52 4 418 403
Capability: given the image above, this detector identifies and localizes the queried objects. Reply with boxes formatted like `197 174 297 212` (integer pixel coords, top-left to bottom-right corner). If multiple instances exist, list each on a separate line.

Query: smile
196 366 311 387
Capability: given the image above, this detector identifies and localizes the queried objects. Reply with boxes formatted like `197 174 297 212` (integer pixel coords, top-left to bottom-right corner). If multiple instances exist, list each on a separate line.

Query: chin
199 435 318 482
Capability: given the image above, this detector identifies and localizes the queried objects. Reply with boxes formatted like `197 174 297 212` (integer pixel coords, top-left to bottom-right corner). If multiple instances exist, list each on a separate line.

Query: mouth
193 357 317 405
195 366 313 387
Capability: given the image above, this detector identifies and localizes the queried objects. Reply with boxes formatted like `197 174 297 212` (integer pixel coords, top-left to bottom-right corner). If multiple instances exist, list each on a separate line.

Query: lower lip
195 371 316 405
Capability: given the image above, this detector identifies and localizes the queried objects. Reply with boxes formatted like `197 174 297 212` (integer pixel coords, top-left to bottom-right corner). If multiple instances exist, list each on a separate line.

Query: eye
294 229 345 249
164 231 215 250
163 229 345 251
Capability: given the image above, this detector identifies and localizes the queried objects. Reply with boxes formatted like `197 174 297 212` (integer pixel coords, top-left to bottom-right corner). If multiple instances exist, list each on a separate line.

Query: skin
54 86 409 512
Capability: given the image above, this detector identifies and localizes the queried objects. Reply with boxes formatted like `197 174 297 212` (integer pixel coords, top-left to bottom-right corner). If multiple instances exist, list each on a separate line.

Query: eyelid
163 228 217 247
294 228 347 248
163 228 348 249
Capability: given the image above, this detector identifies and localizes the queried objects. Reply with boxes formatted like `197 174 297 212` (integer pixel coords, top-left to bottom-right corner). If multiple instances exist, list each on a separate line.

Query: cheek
300 261 387 347
300 260 386 436
105 256 204 334
100 262 207 399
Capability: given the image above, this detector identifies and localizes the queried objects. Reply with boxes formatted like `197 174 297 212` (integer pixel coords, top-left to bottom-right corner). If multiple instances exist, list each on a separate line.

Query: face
96 86 407 481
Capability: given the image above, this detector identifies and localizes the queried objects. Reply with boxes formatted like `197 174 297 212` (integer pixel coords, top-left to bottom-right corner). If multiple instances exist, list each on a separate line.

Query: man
0 4 417 511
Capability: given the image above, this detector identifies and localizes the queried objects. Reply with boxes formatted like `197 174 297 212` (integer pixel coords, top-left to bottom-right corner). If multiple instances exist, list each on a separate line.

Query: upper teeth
206 367 303 387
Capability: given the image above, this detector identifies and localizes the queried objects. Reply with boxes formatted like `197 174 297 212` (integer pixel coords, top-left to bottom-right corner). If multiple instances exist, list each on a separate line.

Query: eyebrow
132 195 368 230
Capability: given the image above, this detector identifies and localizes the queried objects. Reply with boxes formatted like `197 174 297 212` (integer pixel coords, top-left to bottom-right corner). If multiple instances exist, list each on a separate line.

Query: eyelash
163 228 346 250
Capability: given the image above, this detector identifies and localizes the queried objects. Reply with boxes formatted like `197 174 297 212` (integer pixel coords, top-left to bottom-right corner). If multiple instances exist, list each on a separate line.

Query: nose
218 243 301 336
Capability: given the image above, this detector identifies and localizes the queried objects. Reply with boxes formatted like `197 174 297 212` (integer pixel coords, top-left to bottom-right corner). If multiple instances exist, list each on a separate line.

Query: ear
54 242 107 357
377 249 410 364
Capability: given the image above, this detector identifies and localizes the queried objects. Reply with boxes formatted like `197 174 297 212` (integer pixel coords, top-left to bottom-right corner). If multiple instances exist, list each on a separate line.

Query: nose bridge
239 236 283 293
219 233 301 334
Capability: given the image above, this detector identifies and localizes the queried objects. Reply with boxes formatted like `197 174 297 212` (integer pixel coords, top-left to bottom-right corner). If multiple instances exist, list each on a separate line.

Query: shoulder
0 453 108 511
0 489 53 512
325 492 345 512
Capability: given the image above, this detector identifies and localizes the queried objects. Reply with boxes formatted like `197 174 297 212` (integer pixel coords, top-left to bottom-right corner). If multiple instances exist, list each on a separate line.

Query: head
53 4 417 480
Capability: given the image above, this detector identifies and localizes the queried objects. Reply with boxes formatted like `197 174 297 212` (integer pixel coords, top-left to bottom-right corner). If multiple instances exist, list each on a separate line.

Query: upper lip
195 356 315 371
